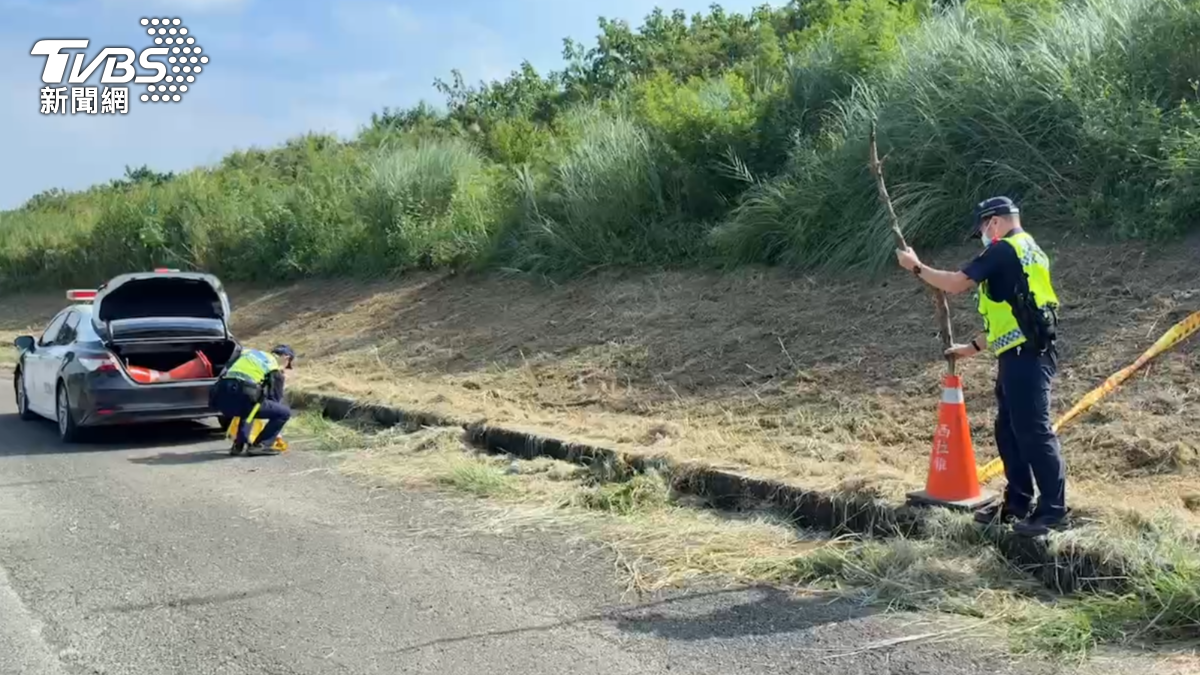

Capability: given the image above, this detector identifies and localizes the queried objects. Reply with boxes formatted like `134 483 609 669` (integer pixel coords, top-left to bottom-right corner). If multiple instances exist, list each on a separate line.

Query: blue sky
0 0 767 209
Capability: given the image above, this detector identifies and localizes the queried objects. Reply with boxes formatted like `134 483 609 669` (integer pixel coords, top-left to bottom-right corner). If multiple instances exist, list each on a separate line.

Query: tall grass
3 0 1200 289
0 135 511 288
715 0 1200 273
503 105 707 274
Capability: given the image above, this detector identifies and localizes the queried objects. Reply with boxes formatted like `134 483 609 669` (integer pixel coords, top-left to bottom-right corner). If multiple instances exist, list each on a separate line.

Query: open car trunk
109 339 239 381
91 272 239 384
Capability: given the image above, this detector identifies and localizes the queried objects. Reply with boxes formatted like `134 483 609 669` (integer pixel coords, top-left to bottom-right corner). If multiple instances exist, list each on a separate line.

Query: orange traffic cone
166 351 213 380
127 365 168 384
906 374 997 510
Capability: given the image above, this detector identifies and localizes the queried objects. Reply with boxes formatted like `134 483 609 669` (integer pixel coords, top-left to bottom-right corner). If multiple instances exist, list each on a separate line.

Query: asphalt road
0 394 1165 675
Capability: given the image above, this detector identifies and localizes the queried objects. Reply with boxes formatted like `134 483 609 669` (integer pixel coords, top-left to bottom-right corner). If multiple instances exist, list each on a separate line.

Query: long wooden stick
868 120 957 375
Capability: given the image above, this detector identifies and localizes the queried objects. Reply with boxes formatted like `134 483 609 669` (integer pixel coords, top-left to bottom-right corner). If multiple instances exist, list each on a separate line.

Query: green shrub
716 0 1200 273
4 0 1200 290
504 105 702 274
356 137 510 273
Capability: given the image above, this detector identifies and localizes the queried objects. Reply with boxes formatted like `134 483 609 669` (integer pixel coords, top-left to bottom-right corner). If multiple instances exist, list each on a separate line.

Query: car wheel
15 372 37 421
56 383 82 443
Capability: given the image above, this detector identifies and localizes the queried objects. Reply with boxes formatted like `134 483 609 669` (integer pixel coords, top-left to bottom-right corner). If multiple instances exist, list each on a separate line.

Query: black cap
271 344 295 368
972 196 1019 233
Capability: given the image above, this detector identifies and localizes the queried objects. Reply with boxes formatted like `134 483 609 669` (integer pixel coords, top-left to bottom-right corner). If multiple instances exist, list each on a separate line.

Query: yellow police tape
225 403 289 452
976 309 1200 484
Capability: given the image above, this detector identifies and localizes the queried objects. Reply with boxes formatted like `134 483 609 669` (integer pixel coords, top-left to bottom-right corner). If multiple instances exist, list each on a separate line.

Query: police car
11 269 242 442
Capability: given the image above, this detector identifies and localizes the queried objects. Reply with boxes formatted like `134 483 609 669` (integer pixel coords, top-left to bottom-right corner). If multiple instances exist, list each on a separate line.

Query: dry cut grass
220 235 1200 526
289 411 1200 665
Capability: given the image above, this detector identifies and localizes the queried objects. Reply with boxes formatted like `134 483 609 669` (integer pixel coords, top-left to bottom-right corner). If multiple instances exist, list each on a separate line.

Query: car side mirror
13 335 35 352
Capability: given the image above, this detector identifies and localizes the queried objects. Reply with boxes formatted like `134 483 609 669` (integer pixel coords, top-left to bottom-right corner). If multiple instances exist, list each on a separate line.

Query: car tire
15 371 37 421
56 382 83 444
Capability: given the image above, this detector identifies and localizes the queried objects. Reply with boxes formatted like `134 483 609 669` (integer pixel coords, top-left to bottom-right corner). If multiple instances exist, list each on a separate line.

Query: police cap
972 196 1020 233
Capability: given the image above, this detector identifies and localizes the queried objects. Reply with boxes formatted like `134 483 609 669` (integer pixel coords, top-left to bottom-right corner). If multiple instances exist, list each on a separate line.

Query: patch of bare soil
1 234 1197 522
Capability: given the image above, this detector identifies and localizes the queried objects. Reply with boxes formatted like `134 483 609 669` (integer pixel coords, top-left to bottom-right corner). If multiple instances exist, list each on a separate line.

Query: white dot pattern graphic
138 17 208 103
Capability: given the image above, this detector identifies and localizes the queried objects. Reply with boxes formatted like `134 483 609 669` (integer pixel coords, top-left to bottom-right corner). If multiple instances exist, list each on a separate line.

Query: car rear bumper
72 374 219 427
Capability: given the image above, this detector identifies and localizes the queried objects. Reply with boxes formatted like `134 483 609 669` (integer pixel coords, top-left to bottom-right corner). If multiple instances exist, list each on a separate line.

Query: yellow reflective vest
977 231 1060 355
224 349 281 386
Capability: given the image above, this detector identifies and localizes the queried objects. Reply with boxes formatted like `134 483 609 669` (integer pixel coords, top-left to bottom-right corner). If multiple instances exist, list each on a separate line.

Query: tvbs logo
32 17 209 114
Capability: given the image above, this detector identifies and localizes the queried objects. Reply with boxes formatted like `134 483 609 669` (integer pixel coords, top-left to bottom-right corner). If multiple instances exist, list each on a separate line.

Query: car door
26 310 70 416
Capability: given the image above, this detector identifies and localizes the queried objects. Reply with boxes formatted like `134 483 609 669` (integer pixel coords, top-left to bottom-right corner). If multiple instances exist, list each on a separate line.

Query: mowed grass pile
3 0 1200 289
294 413 1200 659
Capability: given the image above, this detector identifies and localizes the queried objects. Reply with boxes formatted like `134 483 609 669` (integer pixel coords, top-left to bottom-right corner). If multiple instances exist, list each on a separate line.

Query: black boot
973 501 1029 526
246 440 281 456
1012 509 1071 537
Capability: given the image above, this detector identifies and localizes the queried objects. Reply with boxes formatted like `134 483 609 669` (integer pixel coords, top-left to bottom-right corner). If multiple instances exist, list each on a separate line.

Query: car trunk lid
94 272 231 343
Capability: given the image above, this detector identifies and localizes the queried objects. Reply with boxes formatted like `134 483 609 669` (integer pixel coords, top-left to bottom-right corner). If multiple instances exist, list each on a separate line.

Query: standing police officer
894 197 1068 536
212 345 295 456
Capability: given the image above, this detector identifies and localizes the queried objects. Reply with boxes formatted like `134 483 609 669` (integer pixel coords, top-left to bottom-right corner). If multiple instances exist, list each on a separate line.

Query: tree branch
869 120 957 375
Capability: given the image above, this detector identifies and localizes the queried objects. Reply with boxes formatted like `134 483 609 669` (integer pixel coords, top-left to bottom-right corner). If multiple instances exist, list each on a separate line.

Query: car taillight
78 356 119 372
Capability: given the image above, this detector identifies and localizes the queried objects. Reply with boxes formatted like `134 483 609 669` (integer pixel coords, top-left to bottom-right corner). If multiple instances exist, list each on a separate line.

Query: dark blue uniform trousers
995 344 1067 519
212 379 291 446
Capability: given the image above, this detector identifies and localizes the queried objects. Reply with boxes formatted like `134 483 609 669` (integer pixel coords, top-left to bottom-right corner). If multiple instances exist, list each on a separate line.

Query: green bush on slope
2 0 1199 289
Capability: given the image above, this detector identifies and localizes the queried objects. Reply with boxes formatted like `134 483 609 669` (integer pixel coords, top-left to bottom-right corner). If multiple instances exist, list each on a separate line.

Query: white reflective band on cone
941 387 964 404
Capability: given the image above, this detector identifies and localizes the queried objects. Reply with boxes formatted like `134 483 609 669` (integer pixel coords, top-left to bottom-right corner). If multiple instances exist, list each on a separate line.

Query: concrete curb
289 387 1131 595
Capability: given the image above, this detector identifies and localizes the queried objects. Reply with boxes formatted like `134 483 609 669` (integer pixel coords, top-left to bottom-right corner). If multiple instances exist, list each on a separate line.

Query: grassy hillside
3 0 1200 289
4 234 1196 521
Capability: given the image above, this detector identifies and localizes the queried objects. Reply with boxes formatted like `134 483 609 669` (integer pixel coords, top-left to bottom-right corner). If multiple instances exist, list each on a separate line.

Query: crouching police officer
895 197 1068 537
212 345 295 456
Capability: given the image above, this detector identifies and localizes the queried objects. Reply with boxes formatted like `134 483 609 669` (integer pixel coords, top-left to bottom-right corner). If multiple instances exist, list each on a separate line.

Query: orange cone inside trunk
166 351 213 380
127 365 167 383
